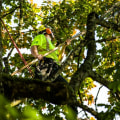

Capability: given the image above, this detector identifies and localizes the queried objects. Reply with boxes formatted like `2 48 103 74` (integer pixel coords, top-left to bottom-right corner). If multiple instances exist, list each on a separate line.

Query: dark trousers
34 57 67 83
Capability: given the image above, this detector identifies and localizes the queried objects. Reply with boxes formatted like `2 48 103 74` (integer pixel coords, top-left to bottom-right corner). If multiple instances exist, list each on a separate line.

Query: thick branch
84 12 96 66
0 74 75 105
70 12 96 92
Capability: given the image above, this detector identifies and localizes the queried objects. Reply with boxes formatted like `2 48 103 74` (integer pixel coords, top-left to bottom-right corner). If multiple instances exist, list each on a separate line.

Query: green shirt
31 34 59 63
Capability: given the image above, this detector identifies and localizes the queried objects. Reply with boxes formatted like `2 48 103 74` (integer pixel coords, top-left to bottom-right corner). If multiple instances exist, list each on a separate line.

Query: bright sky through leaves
28 0 61 6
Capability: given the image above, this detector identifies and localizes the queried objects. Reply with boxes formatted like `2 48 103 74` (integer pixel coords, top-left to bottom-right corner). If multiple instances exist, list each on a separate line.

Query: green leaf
14 19 18 23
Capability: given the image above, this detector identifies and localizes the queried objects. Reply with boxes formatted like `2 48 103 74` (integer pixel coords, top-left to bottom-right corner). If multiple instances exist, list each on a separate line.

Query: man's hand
65 39 71 45
37 54 43 60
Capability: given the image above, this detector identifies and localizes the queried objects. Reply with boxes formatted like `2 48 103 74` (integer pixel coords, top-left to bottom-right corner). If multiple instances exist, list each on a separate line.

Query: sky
31 0 43 5
28 0 61 6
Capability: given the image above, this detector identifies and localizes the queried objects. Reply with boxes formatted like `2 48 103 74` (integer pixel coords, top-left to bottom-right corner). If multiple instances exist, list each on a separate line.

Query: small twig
95 85 103 111
2 6 20 18
7 47 14 58
100 1 120 20
96 37 117 43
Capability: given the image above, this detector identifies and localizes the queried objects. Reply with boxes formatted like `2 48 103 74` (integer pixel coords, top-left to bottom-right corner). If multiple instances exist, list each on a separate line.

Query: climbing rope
1 19 34 77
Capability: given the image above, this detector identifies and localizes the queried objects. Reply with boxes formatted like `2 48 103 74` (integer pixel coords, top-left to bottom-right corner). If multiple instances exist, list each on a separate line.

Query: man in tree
31 27 70 82
31 27 78 116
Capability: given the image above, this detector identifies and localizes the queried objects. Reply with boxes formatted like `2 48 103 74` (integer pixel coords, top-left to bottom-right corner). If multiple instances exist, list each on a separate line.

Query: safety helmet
38 27 54 39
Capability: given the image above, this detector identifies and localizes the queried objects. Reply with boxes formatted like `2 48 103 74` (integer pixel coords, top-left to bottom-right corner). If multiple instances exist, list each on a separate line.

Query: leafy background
0 0 120 120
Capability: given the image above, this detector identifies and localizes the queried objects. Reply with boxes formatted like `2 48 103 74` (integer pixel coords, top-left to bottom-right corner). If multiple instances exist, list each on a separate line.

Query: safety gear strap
35 57 59 81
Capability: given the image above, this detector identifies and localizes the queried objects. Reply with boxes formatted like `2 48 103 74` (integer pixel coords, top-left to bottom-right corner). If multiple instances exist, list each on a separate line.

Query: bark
0 73 103 119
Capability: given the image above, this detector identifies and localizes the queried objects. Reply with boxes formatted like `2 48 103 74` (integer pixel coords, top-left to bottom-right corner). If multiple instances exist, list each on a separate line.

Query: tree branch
96 18 120 32
1 73 103 118
76 102 98 119
100 1 120 20
0 74 75 105
84 12 96 66
69 12 96 92
90 71 120 101
89 71 110 89
2 6 20 18
96 37 117 43
94 85 103 112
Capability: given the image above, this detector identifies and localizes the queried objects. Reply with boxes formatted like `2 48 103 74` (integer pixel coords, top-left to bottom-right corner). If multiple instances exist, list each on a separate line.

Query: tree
0 0 120 119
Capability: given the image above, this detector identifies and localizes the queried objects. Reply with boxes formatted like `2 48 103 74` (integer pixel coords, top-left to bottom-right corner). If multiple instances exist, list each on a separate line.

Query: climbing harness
35 57 59 81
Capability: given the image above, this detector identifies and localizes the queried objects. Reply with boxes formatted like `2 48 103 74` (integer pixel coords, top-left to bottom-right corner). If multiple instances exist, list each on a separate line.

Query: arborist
31 26 78 115
31 27 71 82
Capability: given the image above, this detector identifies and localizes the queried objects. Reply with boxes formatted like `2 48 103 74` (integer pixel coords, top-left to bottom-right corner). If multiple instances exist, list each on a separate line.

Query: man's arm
58 39 71 61
31 45 43 60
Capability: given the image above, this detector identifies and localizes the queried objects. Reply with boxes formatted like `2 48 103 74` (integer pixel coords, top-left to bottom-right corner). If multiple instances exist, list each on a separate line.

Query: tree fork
70 12 97 92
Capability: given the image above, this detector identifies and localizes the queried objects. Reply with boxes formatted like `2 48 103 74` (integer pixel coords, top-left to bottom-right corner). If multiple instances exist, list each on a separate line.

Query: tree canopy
0 0 120 119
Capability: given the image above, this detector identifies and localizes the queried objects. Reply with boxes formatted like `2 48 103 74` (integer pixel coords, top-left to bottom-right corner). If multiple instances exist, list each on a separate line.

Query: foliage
1 0 120 119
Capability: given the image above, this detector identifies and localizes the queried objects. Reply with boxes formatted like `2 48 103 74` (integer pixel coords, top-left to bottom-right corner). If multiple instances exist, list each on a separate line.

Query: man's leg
52 75 68 84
